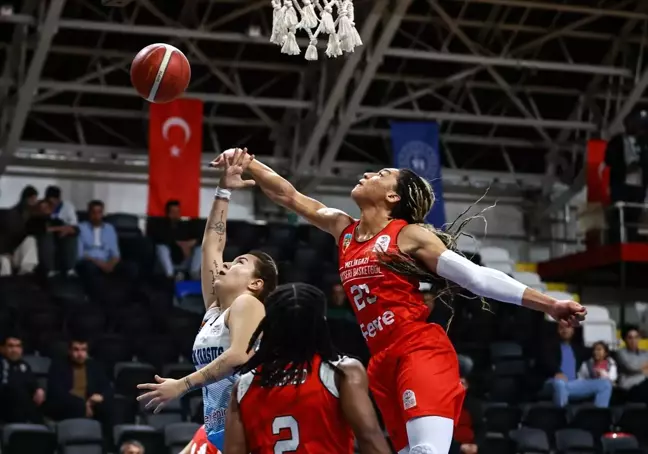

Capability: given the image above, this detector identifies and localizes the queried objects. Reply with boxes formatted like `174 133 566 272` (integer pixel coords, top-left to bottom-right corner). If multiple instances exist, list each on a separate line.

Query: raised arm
136 294 265 413
398 225 587 325
337 358 391 454
212 149 353 239
223 382 248 454
201 150 256 310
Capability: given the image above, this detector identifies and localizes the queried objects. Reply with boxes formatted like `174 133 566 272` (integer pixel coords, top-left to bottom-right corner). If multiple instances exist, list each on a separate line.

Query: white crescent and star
162 116 192 157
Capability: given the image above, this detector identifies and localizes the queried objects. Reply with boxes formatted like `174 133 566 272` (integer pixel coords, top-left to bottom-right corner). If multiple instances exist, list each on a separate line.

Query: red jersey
189 426 220 454
338 220 431 355
237 355 354 454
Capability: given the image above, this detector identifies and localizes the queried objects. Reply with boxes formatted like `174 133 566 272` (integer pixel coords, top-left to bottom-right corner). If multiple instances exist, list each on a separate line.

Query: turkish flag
148 98 203 217
586 139 610 205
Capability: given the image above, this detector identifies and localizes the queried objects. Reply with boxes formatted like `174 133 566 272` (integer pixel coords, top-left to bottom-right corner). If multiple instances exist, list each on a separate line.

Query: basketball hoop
270 0 362 60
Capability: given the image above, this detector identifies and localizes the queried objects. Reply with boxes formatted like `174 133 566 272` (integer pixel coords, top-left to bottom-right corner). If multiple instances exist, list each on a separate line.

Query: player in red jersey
212 149 586 454
179 426 221 454
223 283 391 454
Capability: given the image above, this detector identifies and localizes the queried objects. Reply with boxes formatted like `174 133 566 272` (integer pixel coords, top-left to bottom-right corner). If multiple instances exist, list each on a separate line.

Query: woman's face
593 344 606 361
213 254 261 296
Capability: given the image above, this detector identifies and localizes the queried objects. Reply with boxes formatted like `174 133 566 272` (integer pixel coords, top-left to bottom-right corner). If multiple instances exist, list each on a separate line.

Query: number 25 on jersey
350 284 376 311
273 416 300 454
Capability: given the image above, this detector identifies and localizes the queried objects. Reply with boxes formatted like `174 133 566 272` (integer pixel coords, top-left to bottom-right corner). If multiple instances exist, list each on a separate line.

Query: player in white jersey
138 150 278 452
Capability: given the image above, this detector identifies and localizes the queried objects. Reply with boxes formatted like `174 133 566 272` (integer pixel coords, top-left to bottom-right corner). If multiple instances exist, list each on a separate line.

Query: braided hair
379 169 492 324
237 283 341 387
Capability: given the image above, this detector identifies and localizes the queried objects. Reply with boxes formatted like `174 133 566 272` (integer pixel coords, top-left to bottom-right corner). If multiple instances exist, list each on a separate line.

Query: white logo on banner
162 116 192 157
397 140 438 181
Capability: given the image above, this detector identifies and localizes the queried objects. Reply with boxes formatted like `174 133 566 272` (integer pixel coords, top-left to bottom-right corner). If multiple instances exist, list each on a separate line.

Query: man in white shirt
37 186 78 276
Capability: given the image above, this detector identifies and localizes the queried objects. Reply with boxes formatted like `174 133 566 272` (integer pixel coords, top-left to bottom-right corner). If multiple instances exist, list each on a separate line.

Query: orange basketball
130 43 191 104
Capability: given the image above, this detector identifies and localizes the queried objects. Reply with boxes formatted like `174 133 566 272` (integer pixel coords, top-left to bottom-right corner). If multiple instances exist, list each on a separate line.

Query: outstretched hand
136 375 184 414
214 148 256 189
549 300 587 327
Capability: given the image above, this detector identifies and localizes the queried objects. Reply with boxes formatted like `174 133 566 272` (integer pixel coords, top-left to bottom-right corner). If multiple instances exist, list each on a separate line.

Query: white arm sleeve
436 250 527 305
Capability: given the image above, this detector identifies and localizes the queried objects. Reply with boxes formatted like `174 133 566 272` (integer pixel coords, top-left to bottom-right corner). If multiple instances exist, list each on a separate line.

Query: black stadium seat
165 423 201 453
483 403 522 434
568 405 612 439
510 427 550 454
523 403 567 435
114 362 156 396
2 424 56 454
56 419 103 453
600 434 641 454
555 428 595 454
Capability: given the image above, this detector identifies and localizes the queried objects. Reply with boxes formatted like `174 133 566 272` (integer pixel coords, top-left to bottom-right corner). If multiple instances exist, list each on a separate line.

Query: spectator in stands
327 282 355 322
617 326 648 403
27 199 78 277
0 333 46 423
541 324 612 407
46 338 112 424
0 185 39 275
604 110 648 243
449 377 483 454
578 341 617 384
45 185 78 227
76 200 133 283
120 440 145 454
147 199 200 280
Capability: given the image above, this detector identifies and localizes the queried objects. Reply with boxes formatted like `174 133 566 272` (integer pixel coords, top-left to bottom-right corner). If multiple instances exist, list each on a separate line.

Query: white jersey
192 306 237 441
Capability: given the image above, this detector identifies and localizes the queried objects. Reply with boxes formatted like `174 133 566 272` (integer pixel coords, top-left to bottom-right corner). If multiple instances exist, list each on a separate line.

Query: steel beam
0 0 67 175
607 66 648 136
355 107 597 130
445 0 648 20
33 81 312 109
384 48 633 77
0 14 316 48
313 0 414 181
295 0 388 174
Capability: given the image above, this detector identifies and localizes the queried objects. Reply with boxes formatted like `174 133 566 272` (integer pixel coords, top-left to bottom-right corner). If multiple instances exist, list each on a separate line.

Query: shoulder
229 294 265 320
398 224 446 253
104 223 117 234
336 357 367 383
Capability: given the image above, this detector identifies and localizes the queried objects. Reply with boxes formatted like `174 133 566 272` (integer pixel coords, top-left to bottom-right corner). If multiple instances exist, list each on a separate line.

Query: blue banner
390 121 446 228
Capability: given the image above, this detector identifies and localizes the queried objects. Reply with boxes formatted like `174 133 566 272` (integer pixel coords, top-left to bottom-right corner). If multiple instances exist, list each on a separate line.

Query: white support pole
314 0 414 179
355 106 597 130
295 0 389 174
384 48 633 77
0 0 67 174
33 81 312 109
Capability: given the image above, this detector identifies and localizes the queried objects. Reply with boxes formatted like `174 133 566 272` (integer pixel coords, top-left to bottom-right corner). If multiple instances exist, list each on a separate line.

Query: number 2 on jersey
273 415 300 453
350 284 376 311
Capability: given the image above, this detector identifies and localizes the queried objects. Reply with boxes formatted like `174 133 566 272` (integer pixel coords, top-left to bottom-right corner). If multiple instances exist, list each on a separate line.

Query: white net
270 0 362 60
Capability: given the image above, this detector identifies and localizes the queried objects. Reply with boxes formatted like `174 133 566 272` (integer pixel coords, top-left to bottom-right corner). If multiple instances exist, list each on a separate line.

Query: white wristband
215 187 231 200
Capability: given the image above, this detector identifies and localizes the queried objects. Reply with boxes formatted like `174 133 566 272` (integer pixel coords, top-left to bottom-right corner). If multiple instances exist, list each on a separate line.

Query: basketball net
270 0 362 60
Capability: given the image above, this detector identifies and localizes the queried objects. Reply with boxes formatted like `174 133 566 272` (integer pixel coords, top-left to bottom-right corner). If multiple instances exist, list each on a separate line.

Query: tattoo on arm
183 377 200 395
210 260 219 295
208 210 226 243
199 364 220 386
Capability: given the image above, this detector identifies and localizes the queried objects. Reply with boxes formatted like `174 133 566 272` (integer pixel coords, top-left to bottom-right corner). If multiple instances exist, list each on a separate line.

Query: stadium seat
227 221 260 250
23 305 61 333
482 433 513 454
492 359 526 377
67 310 106 341
614 404 648 442
294 247 320 269
135 336 179 369
23 354 51 377
115 310 154 339
165 422 201 453
144 413 184 430
523 403 567 437
113 425 164 454
1 424 56 454
57 419 103 454
490 342 524 361
266 223 296 248
105 213 139 230
509 427 550 453
489 376 521 404
512 272 547 291
114 362 156 396
483 403 522 434
480 247 515 274
223 244 242 262
92 335 133 372
568 405 613 439
600 434 641 454
555 429 595 454
112 394 137 425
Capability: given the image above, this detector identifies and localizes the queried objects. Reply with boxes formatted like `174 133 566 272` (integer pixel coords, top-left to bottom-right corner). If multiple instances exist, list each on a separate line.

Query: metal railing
578 201 648 245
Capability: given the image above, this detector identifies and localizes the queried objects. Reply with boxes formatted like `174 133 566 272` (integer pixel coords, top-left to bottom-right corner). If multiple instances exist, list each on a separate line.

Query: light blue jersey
192 307 237 450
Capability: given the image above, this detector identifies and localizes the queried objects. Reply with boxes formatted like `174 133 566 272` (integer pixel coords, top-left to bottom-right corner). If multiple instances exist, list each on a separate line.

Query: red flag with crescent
148 98 203 217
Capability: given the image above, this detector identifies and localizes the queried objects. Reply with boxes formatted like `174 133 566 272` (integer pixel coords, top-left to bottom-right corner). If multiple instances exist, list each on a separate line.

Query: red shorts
190 426 221 454
367 323 465 452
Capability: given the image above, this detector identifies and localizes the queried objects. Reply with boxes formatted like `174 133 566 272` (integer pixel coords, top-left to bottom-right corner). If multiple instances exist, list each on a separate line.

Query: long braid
238 283 341 387
378 169 493 327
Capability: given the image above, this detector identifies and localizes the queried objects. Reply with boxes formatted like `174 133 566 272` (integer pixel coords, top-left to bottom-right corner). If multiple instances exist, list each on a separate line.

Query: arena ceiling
1 0 648 208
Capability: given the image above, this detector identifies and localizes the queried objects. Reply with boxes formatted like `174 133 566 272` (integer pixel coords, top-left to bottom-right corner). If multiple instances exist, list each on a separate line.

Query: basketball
130 43 191 104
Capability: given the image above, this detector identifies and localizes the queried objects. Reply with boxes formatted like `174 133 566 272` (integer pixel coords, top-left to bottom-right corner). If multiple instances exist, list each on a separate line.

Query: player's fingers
136 383 158 391
136 390 158 402
154 402 166 414
154 375 167 383
242 179 256 187
145 397 161 410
